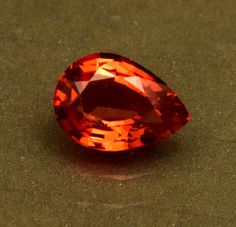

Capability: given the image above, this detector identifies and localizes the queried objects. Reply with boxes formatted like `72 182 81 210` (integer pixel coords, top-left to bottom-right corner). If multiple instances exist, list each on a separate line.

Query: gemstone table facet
54 53 190 152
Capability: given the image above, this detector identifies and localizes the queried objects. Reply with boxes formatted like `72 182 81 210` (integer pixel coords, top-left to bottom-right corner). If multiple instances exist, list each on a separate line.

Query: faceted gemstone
54 53 190 152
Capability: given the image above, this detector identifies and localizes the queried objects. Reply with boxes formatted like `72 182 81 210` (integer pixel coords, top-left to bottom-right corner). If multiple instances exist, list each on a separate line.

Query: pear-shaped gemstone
54 53 190 152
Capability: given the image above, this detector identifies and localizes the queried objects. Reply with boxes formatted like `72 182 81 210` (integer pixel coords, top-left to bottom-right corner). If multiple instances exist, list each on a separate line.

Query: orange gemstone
54 53 190 152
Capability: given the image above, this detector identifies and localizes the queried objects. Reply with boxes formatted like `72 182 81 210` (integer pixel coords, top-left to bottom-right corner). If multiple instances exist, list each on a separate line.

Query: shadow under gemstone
39 115 182 180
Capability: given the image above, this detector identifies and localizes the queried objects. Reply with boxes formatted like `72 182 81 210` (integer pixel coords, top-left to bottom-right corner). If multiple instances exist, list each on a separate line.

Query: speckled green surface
0 0 236 226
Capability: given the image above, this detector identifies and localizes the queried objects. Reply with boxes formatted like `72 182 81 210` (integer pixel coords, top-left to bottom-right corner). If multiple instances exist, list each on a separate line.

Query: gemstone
54 53 190 152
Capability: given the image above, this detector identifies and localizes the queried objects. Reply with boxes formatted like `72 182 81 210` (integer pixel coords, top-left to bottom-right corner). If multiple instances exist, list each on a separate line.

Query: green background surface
0 0 236 226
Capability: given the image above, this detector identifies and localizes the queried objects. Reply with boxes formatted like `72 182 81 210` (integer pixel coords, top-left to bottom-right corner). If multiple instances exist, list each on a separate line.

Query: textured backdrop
0 0 236 226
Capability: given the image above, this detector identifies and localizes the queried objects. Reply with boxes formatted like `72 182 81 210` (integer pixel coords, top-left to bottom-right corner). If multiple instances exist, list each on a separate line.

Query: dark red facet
54 53 190 152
